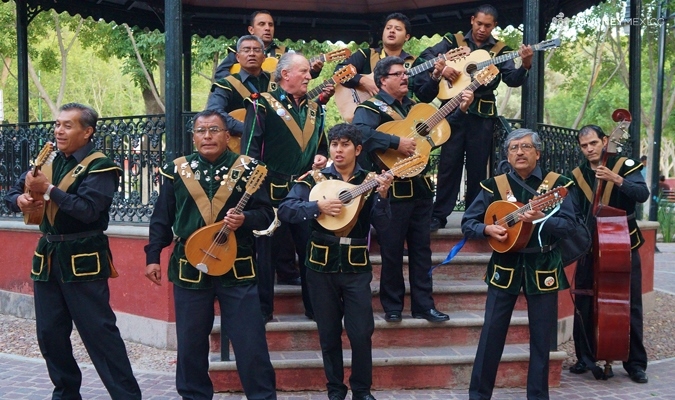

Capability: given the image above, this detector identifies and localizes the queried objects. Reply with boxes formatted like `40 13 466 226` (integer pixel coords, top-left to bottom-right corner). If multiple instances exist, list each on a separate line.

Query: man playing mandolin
278 124 392 400
569 125 649 383
416 4 534 232
4 103 142 399
461 128 576 399
144 110 277 399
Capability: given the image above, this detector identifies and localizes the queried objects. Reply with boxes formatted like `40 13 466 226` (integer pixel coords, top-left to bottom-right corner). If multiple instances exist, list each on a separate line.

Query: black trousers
306 269 374 399
432 114 496 225
572 249 648 373
256 219 312 316
378 198 435 313
469 286 557 400
33 262 141 400
173 283 276 400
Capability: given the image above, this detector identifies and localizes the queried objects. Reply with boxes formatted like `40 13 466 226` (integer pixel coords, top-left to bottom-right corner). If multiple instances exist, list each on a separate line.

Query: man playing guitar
415 4 534 232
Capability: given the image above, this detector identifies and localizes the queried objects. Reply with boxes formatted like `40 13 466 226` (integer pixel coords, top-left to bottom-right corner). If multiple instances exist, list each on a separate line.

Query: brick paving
2 244 674 399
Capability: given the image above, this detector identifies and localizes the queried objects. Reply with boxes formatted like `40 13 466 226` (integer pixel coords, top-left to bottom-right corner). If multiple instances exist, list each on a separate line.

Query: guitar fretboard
307 78 336 100
407 49 465 77
420 79 483 132
338 172 393 203
475 41 555 70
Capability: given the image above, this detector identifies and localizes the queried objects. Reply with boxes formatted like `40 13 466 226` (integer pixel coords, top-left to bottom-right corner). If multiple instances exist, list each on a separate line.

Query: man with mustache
353 56 473 324
242 52 331 323
415 4 534 232
214 10 323 80
461 128 575 400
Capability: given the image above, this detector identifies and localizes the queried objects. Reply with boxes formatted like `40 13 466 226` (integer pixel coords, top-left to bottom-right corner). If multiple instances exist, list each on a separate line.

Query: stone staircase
208 216 566 392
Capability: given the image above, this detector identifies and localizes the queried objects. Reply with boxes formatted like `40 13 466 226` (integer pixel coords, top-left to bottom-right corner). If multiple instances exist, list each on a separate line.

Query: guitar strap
224 76 252 99
363 97 405 121
260 92 318 152
369 49 381 71
42 152 107 226
454 32 507 57
495 172 561 201
454 33 468 47
173 155 251 225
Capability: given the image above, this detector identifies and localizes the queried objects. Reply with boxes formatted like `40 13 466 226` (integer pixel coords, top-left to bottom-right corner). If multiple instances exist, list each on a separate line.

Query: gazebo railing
1 114 592 222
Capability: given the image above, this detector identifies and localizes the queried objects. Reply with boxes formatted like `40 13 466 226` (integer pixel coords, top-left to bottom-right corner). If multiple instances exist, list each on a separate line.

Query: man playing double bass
569 125 649 383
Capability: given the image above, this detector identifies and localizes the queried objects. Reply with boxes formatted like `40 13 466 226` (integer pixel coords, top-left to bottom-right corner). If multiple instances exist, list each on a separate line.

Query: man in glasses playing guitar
461 128 576 400
214 10 324 80
278 124 392 400
416 4 534 232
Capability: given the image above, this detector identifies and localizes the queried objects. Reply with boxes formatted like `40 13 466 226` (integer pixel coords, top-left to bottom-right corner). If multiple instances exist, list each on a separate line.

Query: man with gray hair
242 52 333 323
207 35 273 137
461 128 576 399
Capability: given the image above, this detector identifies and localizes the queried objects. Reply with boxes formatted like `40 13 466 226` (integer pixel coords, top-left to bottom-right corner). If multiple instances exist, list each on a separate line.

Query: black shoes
412 308 449 322
328 396 344 400
277 276 302 285
430 217 446 232
629 368 648 383
353 395 376 400
384 311 402 322
569 361 589 374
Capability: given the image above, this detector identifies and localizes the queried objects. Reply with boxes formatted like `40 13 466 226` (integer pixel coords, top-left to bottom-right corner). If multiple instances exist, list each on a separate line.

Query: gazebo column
16 0 29 123
165 0 184 161
521 0 543 130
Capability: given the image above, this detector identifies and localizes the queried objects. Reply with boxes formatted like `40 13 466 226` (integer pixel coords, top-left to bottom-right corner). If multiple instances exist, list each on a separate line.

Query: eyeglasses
239 47 264 54
194 126 227 135
508 143 536 153
386 70 408 78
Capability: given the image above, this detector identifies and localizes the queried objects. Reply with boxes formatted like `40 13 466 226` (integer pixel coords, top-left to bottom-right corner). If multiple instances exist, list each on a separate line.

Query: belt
267 170 300 182
44 230 104 243
311 231 367 246
518 242 557 254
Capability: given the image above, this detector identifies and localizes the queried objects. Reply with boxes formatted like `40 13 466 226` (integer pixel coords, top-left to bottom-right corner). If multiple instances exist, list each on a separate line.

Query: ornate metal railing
1 114 593 222
1 115 166 223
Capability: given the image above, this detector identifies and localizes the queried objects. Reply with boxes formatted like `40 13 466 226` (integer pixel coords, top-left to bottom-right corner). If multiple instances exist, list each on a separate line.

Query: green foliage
657 198 675 242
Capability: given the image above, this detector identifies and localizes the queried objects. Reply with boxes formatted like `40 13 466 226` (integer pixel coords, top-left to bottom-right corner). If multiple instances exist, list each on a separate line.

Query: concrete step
369 230 493 255
208 344 566 392
271 279 528 315
210 310 531 353
370 252 491 281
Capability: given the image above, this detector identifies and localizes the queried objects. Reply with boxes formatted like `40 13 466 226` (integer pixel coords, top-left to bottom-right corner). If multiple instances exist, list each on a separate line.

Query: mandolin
308 154 426 232
484 186 568 253
373 65 498 170
437 38 560 100
230 48 351 74
24 142 56 225
333 46 470 123
184 164 267 276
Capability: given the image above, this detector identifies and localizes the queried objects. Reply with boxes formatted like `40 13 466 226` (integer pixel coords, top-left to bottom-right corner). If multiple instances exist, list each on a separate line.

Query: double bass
589 109 633 375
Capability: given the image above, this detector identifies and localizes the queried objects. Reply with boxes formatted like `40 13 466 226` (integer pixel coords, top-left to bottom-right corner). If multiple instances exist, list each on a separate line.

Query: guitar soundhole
213 232 229 245
466 63 477 76
415 122 430 137
338 189 353 204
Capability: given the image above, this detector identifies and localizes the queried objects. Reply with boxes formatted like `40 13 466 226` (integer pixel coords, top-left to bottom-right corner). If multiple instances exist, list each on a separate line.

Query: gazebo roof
12 0 602 43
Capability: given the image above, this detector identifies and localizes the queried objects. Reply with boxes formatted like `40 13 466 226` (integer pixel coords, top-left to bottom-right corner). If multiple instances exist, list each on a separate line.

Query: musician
415 4 533 232
461 128 576 400
334 12 418 98
4 103 141 399
144 110 277 399
278 124 392 400
569 125 649 383
214 10 322 80
242 52 331 323
353 56 472 323
207 35 272 136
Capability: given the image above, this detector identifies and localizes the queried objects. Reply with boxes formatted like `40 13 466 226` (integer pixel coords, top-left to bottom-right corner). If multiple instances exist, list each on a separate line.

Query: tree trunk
142 86 164 114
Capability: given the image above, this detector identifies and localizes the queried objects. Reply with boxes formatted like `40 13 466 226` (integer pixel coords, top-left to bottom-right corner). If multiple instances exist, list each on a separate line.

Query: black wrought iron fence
2 114 605 222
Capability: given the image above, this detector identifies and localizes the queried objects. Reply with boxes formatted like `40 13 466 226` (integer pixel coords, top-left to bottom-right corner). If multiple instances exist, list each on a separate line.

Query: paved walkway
2 243 674 399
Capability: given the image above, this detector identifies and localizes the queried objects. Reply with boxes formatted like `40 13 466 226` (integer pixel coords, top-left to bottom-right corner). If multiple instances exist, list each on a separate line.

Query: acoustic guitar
229 48 351 74
333 47 470 122
437 38 560 100
24 142 56 225
484 186 568 253
226 109 246 154
373 65 499 170
308 154 427 232
184 164 267 276
306 64 357 100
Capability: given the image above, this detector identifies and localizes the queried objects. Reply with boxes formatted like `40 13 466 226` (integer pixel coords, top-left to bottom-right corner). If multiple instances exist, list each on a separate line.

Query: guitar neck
220 192 252 236
425 79 483 128
407 54 444 77
475 42 547 70
341 171 392 202
307 77 336 99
